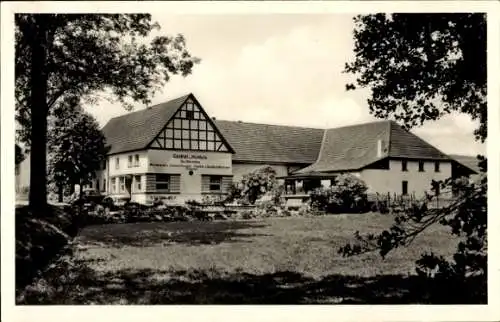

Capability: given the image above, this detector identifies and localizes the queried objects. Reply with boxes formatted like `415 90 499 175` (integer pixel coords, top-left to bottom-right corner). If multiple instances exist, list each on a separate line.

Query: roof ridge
314 129 328 165
325 119 391 131
148 93 192 109
215 119 325 130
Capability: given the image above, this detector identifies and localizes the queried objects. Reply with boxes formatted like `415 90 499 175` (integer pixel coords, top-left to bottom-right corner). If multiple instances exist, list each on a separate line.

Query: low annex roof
295 120 451 174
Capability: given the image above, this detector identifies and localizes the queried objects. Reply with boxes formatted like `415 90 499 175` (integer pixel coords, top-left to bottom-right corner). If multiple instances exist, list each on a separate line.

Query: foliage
231 166 278 205
16 143 26 165
15 14 199 208
16 205 81 291
47 100 108 195
340 175 486 280
309 174 369 213
341 14 487 297
200 195 227 206
345 13 486 142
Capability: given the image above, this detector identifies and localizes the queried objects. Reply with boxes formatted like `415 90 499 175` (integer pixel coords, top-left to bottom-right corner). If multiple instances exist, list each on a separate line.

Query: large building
91 93 475 205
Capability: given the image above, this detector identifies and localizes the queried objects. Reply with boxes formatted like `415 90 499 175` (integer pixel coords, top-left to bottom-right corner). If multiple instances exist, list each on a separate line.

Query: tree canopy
47 98 108 199
341 13 487 301
345 13 486 142
15 14 199 208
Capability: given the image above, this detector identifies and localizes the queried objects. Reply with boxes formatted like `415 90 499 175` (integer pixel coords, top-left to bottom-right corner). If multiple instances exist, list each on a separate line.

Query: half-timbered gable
149 97 232 153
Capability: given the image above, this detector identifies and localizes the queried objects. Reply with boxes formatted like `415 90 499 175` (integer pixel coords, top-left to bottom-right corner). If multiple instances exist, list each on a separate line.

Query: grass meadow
56 213 463 304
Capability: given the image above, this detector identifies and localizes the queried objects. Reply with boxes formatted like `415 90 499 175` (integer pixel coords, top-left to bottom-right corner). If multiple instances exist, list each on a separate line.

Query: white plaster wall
148 149 232 198
360 159 452 197
108 151 149 177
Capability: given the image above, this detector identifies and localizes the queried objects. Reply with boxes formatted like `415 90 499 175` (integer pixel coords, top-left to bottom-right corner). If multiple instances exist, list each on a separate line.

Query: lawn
55 213 466 304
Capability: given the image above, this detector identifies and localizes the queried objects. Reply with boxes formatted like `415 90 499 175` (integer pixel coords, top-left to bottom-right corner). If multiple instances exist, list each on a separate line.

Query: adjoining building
91 93 476 205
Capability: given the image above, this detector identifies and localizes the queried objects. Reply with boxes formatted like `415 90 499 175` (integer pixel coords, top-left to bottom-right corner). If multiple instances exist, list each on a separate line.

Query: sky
84 14 485 157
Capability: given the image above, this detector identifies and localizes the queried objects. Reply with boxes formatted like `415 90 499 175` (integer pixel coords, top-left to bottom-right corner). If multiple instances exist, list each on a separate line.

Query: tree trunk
28 16 50 211
58 184 63 203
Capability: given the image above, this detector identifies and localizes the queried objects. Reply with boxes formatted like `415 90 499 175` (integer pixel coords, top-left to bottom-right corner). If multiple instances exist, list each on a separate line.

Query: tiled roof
101 94 323 163
296 120 450 174
449 154 482 174
215 120 324 164
102 94 191 154
101 94 454 170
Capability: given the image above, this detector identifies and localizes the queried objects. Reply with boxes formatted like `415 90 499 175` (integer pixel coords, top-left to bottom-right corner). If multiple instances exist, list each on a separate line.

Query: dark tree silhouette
345 13 486 142
16 144 25 165
15 14 200 210
47 98 108 202
341 13 487 295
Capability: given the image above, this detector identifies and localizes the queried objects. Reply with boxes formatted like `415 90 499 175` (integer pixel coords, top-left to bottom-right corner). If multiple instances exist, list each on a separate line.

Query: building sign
149 151 231 170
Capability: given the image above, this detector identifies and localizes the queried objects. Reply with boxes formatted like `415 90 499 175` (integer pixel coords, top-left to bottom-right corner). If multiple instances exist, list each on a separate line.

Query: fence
367 192 456 210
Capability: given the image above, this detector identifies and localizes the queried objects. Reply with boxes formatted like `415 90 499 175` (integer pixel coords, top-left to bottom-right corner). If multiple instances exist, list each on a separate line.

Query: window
402 160 408 172
134 154 140 167
96 179 100 191
418 161 425 172
112 178 117 193
119 177 125 192
128 155 133 168
434 161 440 172
402 181 408 195
156 174 170 190
134 175 142 191
115 157 120 169
103 179 106 192
209 176 222 192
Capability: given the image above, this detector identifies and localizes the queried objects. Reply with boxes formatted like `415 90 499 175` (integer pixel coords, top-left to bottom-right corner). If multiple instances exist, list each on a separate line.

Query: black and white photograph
1 0 499 320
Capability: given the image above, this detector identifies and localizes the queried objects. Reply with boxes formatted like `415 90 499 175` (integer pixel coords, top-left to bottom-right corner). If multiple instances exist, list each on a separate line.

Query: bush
16 205 80 293
370 201 389 214
310 174 369 213
239 210 255 220
232 166 278 205
200 195 226 206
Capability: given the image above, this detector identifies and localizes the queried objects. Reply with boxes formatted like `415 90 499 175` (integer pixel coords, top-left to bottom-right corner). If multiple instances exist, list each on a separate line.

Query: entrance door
125 176 133 199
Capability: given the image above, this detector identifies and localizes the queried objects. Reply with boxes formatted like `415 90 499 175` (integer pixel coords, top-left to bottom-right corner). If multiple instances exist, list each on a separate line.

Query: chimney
377 139 383 158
